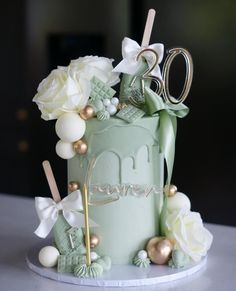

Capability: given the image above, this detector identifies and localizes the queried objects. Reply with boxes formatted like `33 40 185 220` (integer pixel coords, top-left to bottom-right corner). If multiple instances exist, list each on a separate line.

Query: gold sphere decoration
79 105 94 120
117 102 128 110
146 237 173 265
90 234 100 248
73 140 88 155
68 181 80 192
164 184 178 197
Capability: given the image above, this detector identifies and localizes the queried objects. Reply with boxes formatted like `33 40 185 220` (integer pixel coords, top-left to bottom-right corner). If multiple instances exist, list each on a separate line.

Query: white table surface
0 193 236 291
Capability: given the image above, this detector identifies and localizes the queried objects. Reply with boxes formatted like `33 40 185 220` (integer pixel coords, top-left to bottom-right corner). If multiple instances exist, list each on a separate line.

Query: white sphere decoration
55 140 76 159
167 192 191 212
111 97 119 106
103 98 111 107
137 250 148 260
55 113 86 142
90 251 99 262
106 104 117 115
38 246 59 268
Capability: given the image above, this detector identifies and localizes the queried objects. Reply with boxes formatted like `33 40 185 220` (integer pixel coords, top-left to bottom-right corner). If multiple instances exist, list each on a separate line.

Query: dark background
0 0 235 226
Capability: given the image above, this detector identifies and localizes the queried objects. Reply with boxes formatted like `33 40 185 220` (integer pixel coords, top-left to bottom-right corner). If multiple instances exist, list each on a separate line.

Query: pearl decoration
103 99 111 107
68 181 80 192
38 246 59 268
90 251 99 262
79 105 94 120
167 192 191 212
90 234 100 248
55 113 86 142
106 104 117 115
111 97 119 106
55 140 76 159
146 237 172 265
73 140 88 155
137 250 148 260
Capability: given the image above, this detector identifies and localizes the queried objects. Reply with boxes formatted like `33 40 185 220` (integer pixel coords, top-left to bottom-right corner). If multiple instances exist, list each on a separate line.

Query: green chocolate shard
58 254 86 273
90 76 115 101
53 214 86 255
119 61 149 102
116 104 145 123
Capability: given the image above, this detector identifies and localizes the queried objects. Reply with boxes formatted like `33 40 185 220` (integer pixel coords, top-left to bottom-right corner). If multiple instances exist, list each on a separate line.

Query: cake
32 9 213 281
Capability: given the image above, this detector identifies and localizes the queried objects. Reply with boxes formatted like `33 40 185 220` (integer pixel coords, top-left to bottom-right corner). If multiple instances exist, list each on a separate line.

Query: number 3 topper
131 47 193 105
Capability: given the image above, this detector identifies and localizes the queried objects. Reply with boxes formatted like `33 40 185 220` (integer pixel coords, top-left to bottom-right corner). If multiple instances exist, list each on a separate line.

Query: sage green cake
68 116 164 264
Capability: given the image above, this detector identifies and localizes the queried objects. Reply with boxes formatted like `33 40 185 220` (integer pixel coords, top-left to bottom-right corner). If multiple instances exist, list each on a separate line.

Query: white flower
33 67 90 120
164 208 213 262
33 56 119 121
69 56 120 86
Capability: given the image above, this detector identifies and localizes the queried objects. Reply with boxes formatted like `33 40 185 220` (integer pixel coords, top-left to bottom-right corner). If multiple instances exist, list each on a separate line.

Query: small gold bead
117 102 128 110
79 105 94 120
90 234 100 248
68 181 80 192
73 140 88 155
164 184 178 197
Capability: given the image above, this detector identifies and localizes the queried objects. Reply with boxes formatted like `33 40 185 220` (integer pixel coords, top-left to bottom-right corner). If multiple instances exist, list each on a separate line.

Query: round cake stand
26 244 207 288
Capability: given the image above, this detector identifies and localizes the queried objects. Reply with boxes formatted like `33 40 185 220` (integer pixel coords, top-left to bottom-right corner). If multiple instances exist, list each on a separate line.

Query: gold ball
146 237 172 265
68 181 80 192
117 102 128 110
164 184 178 197
73 140 88 155
79 105 94 120
90 234 100 248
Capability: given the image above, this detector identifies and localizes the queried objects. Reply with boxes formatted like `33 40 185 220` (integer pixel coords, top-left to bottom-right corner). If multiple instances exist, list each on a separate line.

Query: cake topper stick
42 160 61 202
83 184 91 266
141 8 156 47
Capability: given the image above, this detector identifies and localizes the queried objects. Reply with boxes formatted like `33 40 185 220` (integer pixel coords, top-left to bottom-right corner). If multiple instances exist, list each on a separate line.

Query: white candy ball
38 246 59 268
111 97 119 106
138 250 148 260
55 113 86 142
90 251 99 262
103 98 111 107
167 192 191 212
106 104 117 115
55 140 76 159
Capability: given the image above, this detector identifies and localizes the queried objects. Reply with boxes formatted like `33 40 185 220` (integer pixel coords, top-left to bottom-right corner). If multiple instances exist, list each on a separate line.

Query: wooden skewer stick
83 184 91 266
42 160 61 202
141 8 156 47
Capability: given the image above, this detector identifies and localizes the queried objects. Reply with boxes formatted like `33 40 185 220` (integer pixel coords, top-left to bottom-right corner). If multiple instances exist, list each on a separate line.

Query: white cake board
26 244 207 288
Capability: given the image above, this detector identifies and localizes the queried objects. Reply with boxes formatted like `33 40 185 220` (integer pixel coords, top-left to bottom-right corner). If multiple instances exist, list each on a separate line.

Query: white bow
34 190 97 238
113 37 164 79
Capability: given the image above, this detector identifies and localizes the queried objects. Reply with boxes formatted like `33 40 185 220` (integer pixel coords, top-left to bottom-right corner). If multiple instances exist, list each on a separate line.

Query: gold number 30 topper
130 47 193 105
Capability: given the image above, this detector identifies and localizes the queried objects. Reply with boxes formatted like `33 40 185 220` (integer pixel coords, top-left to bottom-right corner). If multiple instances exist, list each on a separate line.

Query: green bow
144 87 189 185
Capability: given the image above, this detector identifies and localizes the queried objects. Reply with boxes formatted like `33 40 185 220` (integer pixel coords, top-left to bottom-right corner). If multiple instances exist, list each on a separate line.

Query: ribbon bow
144 87 189 185
113 37 164 80
34 190 97 238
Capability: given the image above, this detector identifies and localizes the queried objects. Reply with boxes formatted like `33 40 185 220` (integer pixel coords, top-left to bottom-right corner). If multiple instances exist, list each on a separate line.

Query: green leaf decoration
116 104 145 123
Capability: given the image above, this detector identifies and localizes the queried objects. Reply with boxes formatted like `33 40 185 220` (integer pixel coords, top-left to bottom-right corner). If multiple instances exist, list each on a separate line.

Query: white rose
69 56 120 86
164 209 213 262
33 67 90 120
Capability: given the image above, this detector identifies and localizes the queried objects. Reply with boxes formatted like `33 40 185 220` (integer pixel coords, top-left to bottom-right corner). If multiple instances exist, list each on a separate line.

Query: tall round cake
32 9 212 281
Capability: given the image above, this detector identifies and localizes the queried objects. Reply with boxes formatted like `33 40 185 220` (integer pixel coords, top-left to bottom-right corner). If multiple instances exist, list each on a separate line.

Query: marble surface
0 193 236 290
